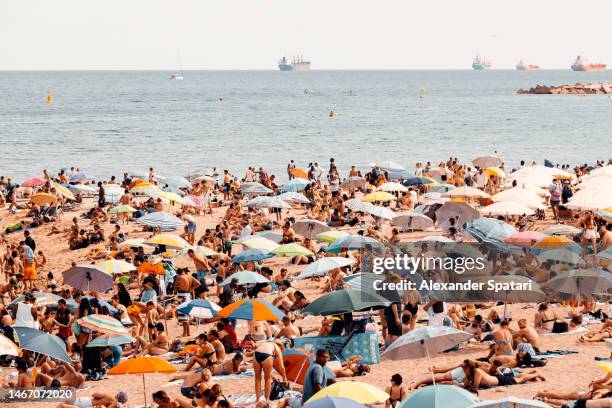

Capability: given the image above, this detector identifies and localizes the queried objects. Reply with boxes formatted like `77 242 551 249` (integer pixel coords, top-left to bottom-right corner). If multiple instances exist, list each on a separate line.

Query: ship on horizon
472 55 492 70
571 55 606 71
516 59 540 70
278 55 311 72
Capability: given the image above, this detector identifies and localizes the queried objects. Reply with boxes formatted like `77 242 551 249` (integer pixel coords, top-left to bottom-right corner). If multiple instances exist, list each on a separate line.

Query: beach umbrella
118 238 147 248
242 183 273 195
246 196 291 209
108 204 137 215
283 350 337 386
282 178 311 192
418 235 455 243
317 230 350 243
484 167 506 179
278 191 310 204
544 268 612 299
130 182 158 192
128 179 147 189
462 218 516 242
533 235 576 250
303 288 391 316
567 188 612 211
9 292 62 308
181 196 200 208
492 188 546 210
105 185 125 204
65 183 97 194
0 334 20 356
155 191 183 204
363 191 395 202
430 184 456 193
297 257 355 279
378 182 408 193
136 211 185 231
87 333 135 348
344 198 375 212
398 385 479 408
289 168 309 179
443 186 490 200
388 170 415 180
255 231 284 243
422 192 443 200
52 183 76 200
537 248 585 264
294 219 332 240
77 314 128 335
216 299 285 321
174 245 218 259
63 264 113 292
97 259 135 274
598 247 612 262
22 177 45 187
371 161 405 171
232 248 274 263
472 155 502 169
382 326 472 370
240 236 280 251
30 193 57 206
435 201 480 227
162 186 186 196
144 234 190 249
220 271 270 286
365 205 396 220
504 231 547 247
137 259 165 275
13 327 71 364
192 175 217 185
69 172 94 183
176 299 222 318
308 381 389 404
543 224 582 236
403 176 436 186
598 207 612 222
326 235 384 253
108 356 176 407
272 243 314 257
340 177 368 189
392 212 434 231
480 201 534 217
160 175 192 189
469 396 552 408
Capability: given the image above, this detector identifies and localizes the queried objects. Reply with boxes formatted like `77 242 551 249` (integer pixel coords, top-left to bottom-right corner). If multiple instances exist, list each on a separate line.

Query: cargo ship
278 56 311 71
516 59 540 70
571 55 606 71
472 55 492 70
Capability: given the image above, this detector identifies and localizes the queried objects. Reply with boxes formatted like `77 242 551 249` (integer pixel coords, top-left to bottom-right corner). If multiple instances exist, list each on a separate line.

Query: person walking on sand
549 178 562 223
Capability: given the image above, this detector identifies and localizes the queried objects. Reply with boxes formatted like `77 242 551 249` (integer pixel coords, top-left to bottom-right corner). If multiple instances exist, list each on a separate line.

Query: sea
1 70 611 182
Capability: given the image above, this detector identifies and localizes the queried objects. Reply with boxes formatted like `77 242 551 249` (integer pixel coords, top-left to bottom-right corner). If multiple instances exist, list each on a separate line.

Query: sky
3 0 612 70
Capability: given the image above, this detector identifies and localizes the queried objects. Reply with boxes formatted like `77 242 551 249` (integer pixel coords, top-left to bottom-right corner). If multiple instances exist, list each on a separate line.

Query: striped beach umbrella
144 234 190 249
77 314 128 335
543 224 582 236
600 207 612 223
53 183 76 200
533 235 576 250
138 212 185 230
216 299 285 321
87 334 135 348
97 259 135 274
9 292 63 308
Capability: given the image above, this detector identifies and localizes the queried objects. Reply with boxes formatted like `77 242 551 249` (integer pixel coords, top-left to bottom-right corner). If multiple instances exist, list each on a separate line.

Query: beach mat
537 350 578 358
543 326 587 336
213 369 255 381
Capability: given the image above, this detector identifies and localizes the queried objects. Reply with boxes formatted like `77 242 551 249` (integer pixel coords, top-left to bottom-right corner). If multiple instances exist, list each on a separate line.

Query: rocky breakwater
517 82 612 94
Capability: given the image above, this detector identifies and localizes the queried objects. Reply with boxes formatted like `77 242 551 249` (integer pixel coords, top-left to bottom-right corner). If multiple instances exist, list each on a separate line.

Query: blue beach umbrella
232 248 274 263
387 170 415 181
87 334 135 348
176 299 222 318
326 235 384 253
397 385 479 408
462 218 517 243
282 178 311 192
13 327 72 364
220 271 271 286
137 211 185 231
403 177 435 186
70 172 94 183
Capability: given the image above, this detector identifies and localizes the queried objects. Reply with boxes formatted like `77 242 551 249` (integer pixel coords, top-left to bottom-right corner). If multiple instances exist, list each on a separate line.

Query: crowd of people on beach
0 156 610 408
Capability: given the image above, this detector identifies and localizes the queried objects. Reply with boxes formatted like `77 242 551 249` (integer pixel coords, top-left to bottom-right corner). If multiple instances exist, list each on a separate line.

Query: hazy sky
3 0 612 70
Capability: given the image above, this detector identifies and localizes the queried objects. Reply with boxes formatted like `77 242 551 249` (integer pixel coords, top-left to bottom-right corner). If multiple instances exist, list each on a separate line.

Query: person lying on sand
36 360 86 389
411 359 487 389
57 391 128 408
334 355 371 377
212 353 246 376
536 374 612 407
580 319 612 343
467 360 545 389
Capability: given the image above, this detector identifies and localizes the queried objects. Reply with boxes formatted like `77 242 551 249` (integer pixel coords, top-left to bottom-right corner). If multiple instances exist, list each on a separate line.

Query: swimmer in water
329 110 336 117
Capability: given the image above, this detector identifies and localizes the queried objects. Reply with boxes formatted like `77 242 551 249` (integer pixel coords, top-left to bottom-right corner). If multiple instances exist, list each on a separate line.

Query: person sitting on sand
212 353 246 376
275 316 301 339
184 333 218 371
289 290 310 311
535 303 563 332
489 319 513 357
385 373 408 408
511 318 541 352
169 368 213 399
134 322 169 356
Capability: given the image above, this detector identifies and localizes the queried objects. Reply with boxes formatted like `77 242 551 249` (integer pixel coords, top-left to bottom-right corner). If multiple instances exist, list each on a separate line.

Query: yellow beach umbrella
174 245 219 259
597 361 612 374
131 182 157 192
157 191 183 204
533 235 575 250
484 167 506 179
272 243 313 257
362 191 395 202
118 238 147 248
145 234 190 249
97 259 135 274
30 193 57 206
53 183 76 200
316 230 350 243
242 236 280 251
309 381 390 404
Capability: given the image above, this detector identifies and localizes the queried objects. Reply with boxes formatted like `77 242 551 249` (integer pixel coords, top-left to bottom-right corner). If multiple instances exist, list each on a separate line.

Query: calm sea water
1 70 611 182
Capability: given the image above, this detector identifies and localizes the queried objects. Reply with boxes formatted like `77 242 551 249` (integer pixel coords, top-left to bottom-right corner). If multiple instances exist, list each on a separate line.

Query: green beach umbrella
303 288 391 316
272 243 314 257
108 204 137 214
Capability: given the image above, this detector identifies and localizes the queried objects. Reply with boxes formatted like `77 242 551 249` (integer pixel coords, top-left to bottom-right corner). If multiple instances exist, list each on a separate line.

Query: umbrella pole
503 291 508 319
142 373 147 407
291 360 308 391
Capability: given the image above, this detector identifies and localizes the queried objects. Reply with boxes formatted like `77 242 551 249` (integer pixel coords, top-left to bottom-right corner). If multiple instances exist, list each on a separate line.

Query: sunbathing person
212 353 246 376
512 318 541 352
468 361 545 389
184 333 218 371
134 322 170 356
57 391 128 408
411 359 486 389
334 355 371 377
580 320 612 343
535 374 612 407
36 360 86 389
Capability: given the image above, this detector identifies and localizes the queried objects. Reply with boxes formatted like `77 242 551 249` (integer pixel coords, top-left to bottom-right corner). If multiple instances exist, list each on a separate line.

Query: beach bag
552 321 568 333
270 379 288 400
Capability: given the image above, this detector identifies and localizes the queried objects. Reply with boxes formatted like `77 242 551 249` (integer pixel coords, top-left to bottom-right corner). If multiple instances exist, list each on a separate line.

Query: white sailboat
170 50 184 80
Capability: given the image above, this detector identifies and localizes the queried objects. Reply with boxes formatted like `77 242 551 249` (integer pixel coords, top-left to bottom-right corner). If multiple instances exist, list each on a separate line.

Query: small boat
472 55 492 70
571 55 606 71
169 73 184 80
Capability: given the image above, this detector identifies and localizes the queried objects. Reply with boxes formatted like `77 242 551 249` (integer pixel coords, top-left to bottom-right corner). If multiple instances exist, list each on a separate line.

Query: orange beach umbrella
108 357 176 406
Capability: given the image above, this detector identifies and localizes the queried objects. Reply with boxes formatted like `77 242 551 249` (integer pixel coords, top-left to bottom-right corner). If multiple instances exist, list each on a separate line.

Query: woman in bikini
385 374 408 408
134 322 169 356
534 303 561 332
253 339 287 402
212 354 245 376
580 319 612 343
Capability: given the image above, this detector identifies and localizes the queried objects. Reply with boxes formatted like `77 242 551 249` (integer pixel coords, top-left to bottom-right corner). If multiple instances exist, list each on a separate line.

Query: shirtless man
188 249 211 280
512 318 541 352
37 360 85 389
170 368 213 399
208 331 226 361
275 316 301 339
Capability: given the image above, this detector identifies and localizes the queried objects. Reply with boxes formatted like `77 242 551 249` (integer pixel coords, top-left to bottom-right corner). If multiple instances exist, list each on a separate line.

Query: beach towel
543 326 587 336
293 332 380 364
228 393 258 408
594 356 612 362
213 369 255 381
162 380 184 387
538 350 578 358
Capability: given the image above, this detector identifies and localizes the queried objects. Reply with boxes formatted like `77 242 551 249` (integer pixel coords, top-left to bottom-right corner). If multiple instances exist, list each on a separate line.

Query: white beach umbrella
492 189 546 210
377 182 408 192
370 161 405 171
345 198 375 212
392 212 434 230
443 186 490 199
297 257 355 279
566 188 612 211
472 155 502 169
366 205 396 220
277 192 310 204
480 201 534 216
